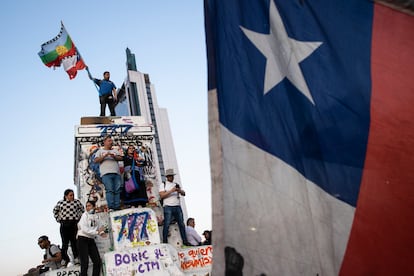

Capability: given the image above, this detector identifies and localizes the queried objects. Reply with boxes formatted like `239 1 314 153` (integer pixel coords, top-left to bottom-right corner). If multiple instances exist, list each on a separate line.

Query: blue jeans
163 205 188 244
101 173 121 209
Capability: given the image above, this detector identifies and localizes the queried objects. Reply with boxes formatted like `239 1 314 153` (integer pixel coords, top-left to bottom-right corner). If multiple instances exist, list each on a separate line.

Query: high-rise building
116 48 187 216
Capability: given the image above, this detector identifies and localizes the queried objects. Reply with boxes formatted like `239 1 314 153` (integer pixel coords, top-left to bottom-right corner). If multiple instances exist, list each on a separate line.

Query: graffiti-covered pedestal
74 116 162 214
71 117 213 275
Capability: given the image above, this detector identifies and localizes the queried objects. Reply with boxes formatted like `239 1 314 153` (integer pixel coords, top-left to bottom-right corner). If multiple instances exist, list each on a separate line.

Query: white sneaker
74 257 80 265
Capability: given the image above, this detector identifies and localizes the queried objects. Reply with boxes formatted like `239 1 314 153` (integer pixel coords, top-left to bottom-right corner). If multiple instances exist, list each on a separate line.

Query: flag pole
60 20 99 92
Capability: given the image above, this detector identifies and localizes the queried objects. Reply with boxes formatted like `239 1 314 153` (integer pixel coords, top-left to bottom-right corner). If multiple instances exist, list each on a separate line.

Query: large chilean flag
205 0 414 275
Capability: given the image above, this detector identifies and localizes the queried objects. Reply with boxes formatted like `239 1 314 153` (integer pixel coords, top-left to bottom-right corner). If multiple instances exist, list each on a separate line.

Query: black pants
77 236 102 276
60 220 79 262
99 94 116 116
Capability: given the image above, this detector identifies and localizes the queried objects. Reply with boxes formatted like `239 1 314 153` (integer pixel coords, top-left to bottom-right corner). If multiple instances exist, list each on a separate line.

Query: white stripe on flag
209 89 355 275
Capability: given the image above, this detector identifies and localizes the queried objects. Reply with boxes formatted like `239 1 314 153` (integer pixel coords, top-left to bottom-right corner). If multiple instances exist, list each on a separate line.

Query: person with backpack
37 235 62 273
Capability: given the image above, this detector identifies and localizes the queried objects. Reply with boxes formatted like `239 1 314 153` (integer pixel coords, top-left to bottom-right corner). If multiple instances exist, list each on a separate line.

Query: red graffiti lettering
199 245 213 256
180 256 213 270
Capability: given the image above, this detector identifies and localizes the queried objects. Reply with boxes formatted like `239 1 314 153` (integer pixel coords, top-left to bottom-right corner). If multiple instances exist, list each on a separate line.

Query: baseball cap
38 235 48 243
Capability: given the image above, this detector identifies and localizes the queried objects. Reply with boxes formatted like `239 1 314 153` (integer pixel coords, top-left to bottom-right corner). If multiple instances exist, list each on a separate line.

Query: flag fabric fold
38 23 85 79
205 0 414 275
62 52 86 80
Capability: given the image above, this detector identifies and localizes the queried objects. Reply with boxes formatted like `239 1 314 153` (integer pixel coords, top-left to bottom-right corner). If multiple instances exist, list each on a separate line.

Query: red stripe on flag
76 58 86 70
340 4 414 275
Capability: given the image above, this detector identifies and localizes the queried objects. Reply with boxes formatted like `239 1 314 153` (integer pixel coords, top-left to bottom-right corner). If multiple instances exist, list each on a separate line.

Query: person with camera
159 168 191 246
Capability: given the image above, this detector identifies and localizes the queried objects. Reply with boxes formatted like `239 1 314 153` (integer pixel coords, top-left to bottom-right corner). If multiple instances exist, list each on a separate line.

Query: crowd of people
26 191 108 276
25 135 211 276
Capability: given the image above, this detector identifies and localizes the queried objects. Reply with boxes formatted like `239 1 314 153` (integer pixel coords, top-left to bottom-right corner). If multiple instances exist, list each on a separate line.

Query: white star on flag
240 0 322 105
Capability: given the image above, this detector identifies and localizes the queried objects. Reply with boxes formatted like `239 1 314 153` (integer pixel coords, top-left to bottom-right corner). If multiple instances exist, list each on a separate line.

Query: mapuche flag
205 0 414 275
38 23 85 79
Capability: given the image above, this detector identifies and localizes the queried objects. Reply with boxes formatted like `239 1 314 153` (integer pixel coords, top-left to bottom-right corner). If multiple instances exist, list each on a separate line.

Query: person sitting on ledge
37 235 63 274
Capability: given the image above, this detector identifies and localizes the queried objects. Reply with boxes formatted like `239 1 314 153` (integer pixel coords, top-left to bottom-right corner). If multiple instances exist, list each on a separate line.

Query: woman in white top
77 200 106 276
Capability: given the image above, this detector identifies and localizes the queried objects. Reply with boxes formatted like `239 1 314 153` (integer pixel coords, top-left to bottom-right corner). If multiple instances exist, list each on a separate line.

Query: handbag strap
131 156 139 189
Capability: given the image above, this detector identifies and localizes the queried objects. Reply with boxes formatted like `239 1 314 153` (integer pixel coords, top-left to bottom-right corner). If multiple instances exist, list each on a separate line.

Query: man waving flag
38 22 86 79
205 0 414 275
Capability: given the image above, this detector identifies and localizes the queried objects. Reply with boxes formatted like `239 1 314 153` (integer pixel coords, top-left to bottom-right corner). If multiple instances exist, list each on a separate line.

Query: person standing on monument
94 135 123 211
77 200 107 276
123 144 149 207
159 168 191 246
88 69 117 116
53 189 84 266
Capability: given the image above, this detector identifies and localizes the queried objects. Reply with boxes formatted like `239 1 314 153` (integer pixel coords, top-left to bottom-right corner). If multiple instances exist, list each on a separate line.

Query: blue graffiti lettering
131 252 139 262
137 261 160 273
98 124 133 136
123 254 131 264
154 248 165 259
115 251 149 266
114 254 123 266
114 212 150 242
137 250 149 261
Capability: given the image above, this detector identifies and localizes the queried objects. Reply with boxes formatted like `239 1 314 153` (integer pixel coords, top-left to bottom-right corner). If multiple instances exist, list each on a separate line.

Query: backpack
48 244 61 258
160 181 166 206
